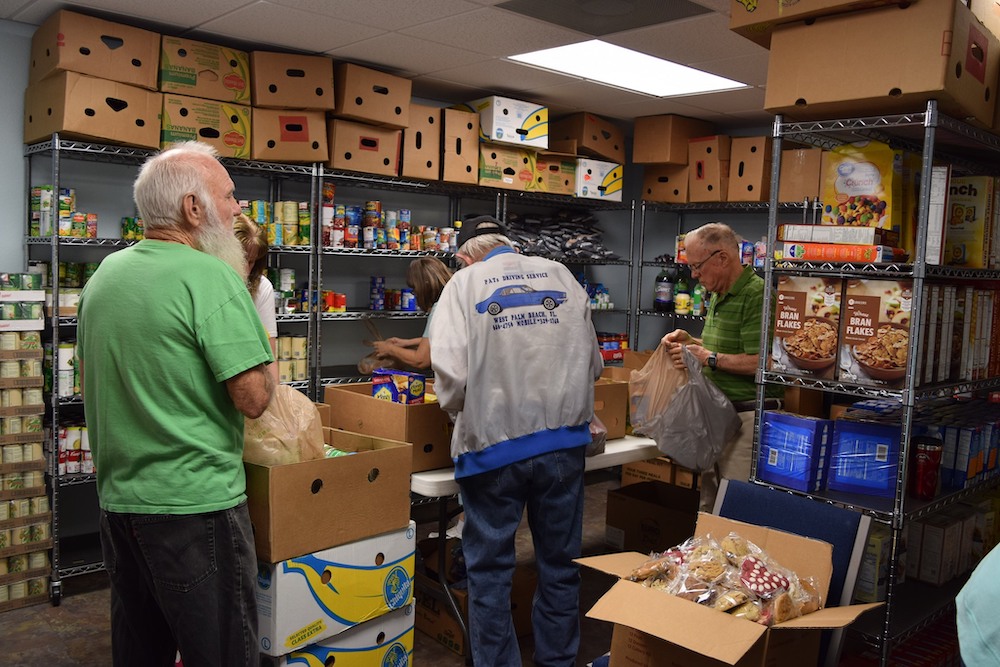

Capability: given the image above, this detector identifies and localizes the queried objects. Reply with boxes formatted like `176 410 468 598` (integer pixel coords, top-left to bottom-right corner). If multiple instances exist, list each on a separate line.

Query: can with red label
909 436 943 501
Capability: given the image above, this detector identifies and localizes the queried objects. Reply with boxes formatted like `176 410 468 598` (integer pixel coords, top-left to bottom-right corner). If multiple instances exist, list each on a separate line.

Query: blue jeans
100 502 259 667
458 446 586 667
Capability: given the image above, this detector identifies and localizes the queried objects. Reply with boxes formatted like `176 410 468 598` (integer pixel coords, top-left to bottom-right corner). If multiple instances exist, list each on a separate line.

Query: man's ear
182 193 203 228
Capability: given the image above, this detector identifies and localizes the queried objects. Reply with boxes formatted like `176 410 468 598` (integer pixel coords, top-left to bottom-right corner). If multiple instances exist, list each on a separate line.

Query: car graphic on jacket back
475 284 567 315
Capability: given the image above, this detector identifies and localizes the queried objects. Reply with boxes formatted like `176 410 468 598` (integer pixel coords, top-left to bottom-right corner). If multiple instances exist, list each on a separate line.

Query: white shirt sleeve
253 276 278 339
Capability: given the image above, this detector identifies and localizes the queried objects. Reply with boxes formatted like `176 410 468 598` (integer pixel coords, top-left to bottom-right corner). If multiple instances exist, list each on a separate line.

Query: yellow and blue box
372 369 425 405
828 419 902 498
459 95 548 149
757 411 834 493
261 602 414 666
574 158 623 202
256 521 416 657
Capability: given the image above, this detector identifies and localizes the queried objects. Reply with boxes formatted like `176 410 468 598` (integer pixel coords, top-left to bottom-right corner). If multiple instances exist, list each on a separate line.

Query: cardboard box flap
773 601 883 629
576 551 651 579
587 580 768 666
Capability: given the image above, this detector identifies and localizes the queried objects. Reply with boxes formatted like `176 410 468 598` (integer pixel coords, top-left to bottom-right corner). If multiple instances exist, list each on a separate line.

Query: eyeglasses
688 249 721 272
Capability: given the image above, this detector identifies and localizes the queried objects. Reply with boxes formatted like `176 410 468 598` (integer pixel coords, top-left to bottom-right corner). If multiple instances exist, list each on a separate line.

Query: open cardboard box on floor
579 513 881 667
245 427 411 562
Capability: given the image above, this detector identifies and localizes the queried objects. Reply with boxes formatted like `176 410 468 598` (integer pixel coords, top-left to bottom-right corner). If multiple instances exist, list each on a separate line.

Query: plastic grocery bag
243 384 325 466
652 346 742 472
587 413 608 457
629 343 689 433
358 315 398 374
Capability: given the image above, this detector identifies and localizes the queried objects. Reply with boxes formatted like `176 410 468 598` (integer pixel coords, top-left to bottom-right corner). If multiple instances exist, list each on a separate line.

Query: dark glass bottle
653 262 677 312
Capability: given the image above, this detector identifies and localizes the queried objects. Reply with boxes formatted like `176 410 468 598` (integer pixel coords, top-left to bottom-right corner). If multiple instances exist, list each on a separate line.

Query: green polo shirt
701 266 780 402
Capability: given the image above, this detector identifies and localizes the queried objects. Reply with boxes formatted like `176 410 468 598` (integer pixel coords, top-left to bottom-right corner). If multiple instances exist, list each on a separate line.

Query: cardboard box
29 10 160 90
256 522 415 656
533 152 577 196
575 158 624 201
327 119 401 177
764 1 1000 126
441 108 479 184
641 165 689 203
688 135 730 202
778 148 824 203
728 136 772 202
605 481 699 554
632 114 715 165
781 387 825 419
594 377 628 440
250 108 328 163
159 36 251 104
768 275 842 381
261 603 415 667
777 224 900 247
478 143 536 191
334 62 411 129
401 104 442 180
549 112 625 163
918 513 962 585
314 402 331 428
250 51 334 110
462 95 548 149
244 429 412 562
620 457 674 487
413 565 537 656
324 382 453 472
24 71 162 149
580 513 881 667
623 350 653 370
160 94 251 159
729 0 908 48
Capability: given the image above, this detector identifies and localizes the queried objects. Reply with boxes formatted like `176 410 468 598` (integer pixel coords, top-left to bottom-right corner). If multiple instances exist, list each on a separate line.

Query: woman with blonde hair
373 257 452 369
234 213 279 382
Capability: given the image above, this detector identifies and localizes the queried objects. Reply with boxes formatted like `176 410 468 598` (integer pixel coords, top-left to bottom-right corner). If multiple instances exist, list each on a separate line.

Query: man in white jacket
430 216 603 667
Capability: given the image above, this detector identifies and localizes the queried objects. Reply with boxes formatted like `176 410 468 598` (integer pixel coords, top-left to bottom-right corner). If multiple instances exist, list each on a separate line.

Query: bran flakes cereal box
836 279 912 390
821 141 903 233
769 275 843 381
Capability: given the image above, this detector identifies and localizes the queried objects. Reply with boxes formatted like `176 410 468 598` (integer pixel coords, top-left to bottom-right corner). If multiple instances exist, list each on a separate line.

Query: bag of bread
243 384 325 465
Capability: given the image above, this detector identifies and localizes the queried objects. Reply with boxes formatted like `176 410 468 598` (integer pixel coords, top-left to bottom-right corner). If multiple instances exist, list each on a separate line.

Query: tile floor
0 472 620 666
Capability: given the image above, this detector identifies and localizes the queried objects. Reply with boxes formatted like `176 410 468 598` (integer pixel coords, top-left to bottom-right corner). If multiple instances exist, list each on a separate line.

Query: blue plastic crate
758 411 833 493
828 419 902 498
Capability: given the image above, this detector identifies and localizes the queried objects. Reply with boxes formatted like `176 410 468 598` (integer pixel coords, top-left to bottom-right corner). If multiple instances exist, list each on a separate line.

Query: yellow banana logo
282 554 413 627
284 636 411 667
600 166 623 197
736 0 758 12
518 107 548 143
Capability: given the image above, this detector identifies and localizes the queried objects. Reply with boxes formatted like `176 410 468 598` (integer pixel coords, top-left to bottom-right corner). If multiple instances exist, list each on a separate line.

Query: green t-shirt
77 241 273 514
701 266 780 403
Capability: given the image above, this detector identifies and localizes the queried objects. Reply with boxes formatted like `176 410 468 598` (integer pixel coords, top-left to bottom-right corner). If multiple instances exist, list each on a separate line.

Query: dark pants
100 502 259 667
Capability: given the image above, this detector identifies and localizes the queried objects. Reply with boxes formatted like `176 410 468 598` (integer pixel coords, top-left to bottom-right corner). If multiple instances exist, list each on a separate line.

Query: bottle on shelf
674 266 691 315
692 281 707 317
653 261 677 313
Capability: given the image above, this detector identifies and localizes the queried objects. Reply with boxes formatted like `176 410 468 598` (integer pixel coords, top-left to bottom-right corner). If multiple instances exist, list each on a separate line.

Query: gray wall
0 19 33 272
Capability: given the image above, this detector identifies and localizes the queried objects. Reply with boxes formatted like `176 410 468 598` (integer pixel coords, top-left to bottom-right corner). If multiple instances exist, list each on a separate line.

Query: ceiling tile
690 52 770 88
326 33 491 76
605 12 762 66
12 0 251 31
496 0 710 37
267 0 482 31
399 6 588 57
430 58 577 95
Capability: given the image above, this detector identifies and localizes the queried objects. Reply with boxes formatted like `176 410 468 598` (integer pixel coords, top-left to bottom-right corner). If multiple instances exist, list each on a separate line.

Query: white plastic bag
243 385 325 466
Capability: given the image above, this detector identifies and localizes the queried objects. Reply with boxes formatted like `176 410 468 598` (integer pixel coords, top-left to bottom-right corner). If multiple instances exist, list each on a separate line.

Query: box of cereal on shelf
836 279 913 390
821 140 903 233
768 275 842 381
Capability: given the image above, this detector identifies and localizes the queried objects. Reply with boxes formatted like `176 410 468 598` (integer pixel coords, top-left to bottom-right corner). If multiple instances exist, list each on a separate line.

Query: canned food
0 332 18 351
28 551 48 570
277 336 293 360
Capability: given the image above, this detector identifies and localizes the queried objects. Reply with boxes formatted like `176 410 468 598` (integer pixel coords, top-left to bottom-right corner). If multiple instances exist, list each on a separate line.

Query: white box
462 95 548 149
256 521 415 656
918 514 962 585
261 603 414 667
575 158 623 201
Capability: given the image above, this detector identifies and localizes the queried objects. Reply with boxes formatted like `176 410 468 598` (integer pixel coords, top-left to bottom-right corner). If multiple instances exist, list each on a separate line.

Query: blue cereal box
758 411 834 493
372 369 425 405
828 419 902 498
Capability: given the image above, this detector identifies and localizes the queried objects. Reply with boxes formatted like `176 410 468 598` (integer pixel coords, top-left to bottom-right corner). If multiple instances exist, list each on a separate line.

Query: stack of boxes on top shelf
0 277 50 611
244 401 417 665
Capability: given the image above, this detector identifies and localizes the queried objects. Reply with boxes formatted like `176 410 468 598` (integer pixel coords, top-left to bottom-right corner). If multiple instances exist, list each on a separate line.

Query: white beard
198 207 248 281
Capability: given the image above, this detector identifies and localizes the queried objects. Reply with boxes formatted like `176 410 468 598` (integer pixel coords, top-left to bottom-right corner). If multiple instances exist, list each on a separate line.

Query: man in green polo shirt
662 222 781 511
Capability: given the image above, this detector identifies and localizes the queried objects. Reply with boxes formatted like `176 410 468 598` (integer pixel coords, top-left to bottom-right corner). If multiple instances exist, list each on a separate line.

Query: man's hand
661 329 694 369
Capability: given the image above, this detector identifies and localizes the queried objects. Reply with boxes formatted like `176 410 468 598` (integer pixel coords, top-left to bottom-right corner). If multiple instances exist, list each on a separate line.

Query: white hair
457 233 513 263
134 141 220 231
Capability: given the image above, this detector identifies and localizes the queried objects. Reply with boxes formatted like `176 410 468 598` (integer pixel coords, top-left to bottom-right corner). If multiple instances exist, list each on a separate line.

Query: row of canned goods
0 577 49 603
58 424 94 475
58 261 101 288
0 415 43 435
0 496 49 521
0 521 50 550
0 359 43 380
369 276 417 311
0 273 43 291
1 442 44 464
277 359 308 383
0 330 42 351
1 470 44 491
0 388 44 408
276 335 308 360
0 548 50 575
0 302 43 321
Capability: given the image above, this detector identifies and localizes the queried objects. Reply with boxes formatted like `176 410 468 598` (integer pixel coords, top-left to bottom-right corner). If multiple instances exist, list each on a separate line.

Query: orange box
633 115 715 165
327 119 401 177
251 108 328 163
250 51 334 110
778 148 824 202
642 165 689 203
441 108 479 184
728 136 772 202
688 135 731 202
549 112 625 163
334 62 411 129
401 104 442 180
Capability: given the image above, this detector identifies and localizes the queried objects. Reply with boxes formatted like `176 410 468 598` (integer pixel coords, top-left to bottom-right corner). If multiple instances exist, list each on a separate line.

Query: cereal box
769 275 842 380
836 279 912 389
372 369 426 404
944 175 996 268
821 140 903 232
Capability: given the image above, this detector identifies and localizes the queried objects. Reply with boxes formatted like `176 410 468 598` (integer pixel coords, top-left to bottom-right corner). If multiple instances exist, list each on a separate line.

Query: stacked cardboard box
634 114 714 204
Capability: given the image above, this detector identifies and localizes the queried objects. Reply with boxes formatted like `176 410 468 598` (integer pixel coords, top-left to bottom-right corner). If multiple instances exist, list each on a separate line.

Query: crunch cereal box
836 279 912 390
821 140 903 233
944 175 995 268
769 276 842 380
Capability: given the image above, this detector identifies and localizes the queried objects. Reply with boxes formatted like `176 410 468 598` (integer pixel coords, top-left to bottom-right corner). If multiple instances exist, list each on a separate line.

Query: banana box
159 36 250 104
160 94 251 159
478 143 537 192
261 603 414 667
460 95 548 149
575 158 623 202
257 521 416 657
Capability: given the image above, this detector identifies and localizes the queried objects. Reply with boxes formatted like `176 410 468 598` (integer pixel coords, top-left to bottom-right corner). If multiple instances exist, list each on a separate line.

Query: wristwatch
707 352 718 370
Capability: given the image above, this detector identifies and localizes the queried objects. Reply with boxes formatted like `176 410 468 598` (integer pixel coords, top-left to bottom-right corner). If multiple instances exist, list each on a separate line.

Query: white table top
409 435 660 498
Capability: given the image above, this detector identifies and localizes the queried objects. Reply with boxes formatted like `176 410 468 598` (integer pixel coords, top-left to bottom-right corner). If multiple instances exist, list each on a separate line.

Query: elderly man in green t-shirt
662 222 782 511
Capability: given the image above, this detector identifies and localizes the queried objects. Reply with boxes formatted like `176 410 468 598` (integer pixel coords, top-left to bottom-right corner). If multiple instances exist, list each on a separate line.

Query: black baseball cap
461 215 508 241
